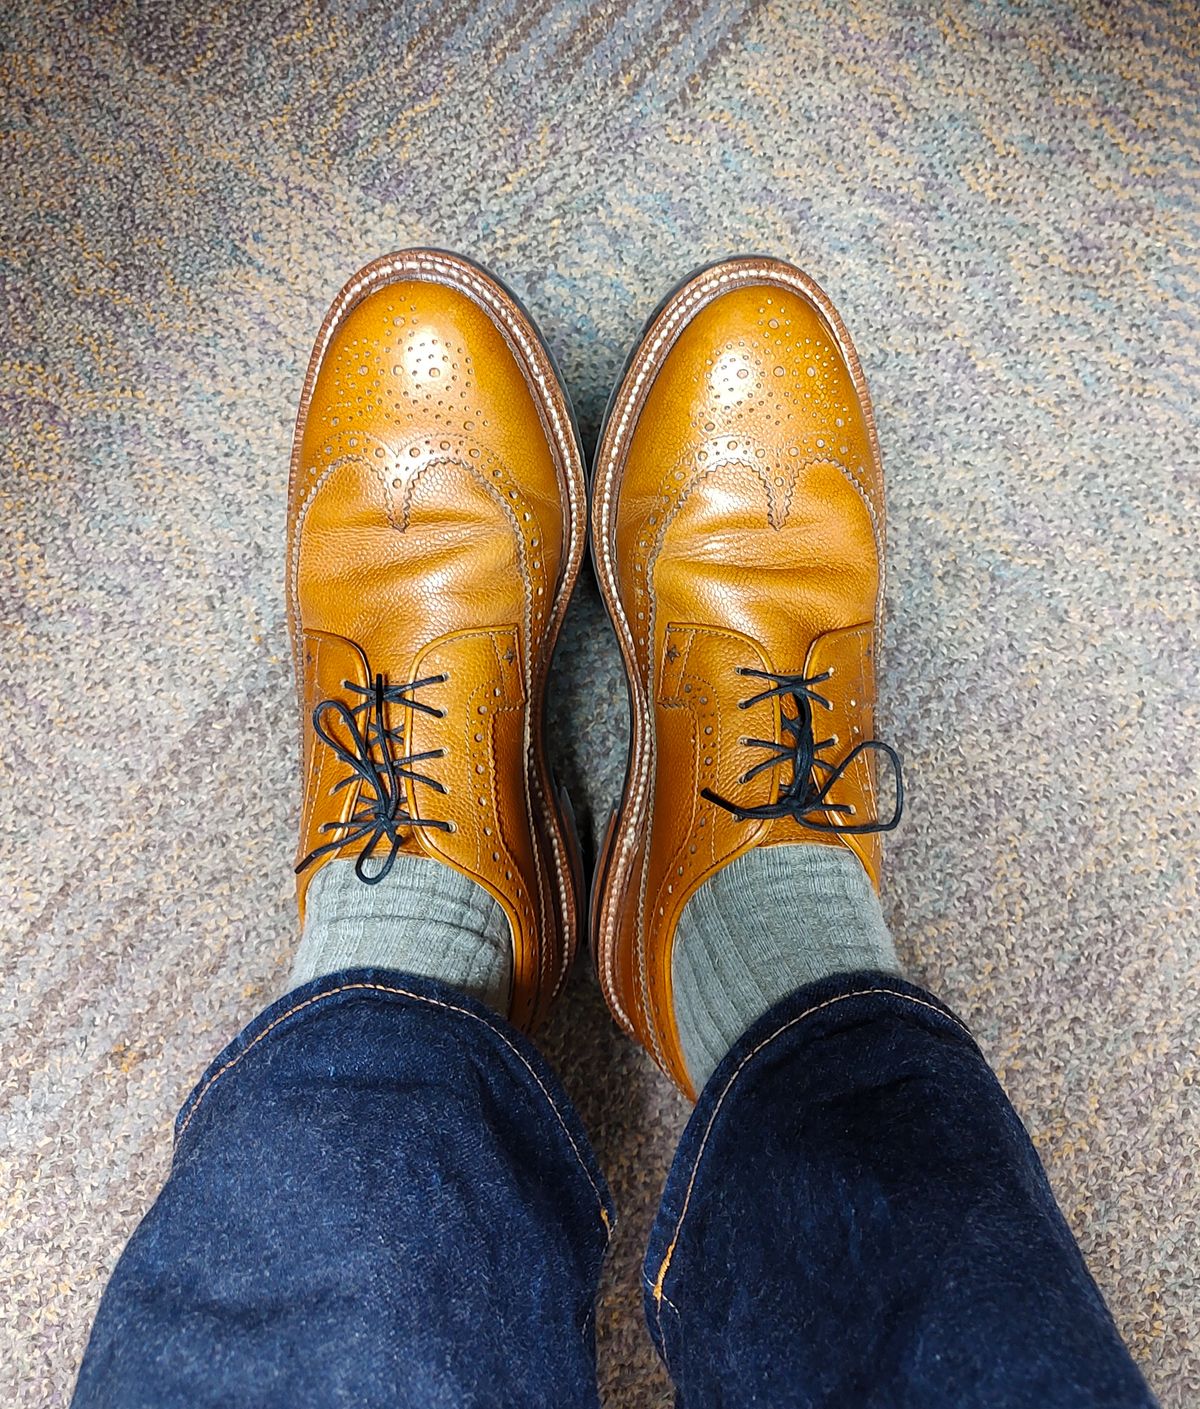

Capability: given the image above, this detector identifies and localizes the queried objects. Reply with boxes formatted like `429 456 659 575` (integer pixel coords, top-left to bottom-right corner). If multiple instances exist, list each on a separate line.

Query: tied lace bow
702 666 903 834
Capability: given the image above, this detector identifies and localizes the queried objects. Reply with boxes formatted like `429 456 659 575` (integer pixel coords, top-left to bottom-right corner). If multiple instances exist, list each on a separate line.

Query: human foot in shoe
591 257 903 1094
288 250 587 1028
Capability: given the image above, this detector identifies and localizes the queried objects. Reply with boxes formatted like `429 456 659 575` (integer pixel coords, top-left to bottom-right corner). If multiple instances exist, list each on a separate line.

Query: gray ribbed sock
672 843 901 1090
289 855 513 1014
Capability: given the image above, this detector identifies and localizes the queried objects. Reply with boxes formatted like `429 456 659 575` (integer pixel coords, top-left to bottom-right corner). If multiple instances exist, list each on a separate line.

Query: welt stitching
651 986 971 1337
177 980 612 1237
601 279 748 1031
631 462 723 1067
426 255 591 989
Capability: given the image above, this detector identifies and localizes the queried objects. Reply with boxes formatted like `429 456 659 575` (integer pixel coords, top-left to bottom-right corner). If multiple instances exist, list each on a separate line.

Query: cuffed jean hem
643 968 1156 1409
174 966 614 1240
74 967 615 1409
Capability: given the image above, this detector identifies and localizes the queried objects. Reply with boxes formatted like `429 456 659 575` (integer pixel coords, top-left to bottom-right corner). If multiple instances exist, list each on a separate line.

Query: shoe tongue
763 623 883 885
652 619 883 889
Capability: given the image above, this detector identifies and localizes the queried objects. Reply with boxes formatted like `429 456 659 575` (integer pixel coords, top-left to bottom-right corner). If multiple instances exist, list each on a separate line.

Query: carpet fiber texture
2 2 1197 1404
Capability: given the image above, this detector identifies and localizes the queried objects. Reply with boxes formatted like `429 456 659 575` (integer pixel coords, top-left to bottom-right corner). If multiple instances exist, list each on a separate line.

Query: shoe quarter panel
408 628 549 1027
295 630 371 916
642 623 775 1087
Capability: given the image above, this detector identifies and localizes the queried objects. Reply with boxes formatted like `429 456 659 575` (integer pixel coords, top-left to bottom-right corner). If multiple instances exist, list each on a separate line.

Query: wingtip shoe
590 256 903 1094
287 249 587 1030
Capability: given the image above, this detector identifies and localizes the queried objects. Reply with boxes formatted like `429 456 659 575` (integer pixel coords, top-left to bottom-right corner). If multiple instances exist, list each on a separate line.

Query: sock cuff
672 843 902 1091
289 857 514 1015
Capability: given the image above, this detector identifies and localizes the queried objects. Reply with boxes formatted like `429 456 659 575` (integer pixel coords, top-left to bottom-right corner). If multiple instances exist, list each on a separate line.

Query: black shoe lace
295 672 453 885
701 666 904 834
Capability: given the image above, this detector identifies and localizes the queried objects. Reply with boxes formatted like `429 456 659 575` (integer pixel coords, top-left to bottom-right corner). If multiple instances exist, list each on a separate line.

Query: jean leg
73 968 614 1409
644 971 1156 1409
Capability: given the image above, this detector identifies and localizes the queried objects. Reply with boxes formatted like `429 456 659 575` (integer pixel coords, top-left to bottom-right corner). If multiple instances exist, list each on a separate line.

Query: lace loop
701 666 903 835
296 671 452 885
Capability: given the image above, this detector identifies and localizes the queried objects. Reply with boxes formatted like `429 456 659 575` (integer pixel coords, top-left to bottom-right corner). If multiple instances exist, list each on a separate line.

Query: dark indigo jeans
73 968 1156 1408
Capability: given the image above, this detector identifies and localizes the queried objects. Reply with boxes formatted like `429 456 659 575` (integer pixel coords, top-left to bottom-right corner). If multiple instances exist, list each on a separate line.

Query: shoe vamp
294 454 534 666
647 454 880 661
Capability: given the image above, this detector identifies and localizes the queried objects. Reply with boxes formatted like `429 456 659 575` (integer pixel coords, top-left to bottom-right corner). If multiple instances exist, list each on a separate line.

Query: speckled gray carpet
2 2 1198 1404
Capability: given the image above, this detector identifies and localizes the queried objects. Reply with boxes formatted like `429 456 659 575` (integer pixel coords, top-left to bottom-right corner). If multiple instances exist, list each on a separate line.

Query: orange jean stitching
650 986 971 1342
177 981 612 1238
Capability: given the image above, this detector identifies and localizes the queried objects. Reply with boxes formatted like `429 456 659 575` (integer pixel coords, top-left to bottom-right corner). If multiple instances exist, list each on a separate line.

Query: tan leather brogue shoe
287 250 587 1030
591 256 903 1095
